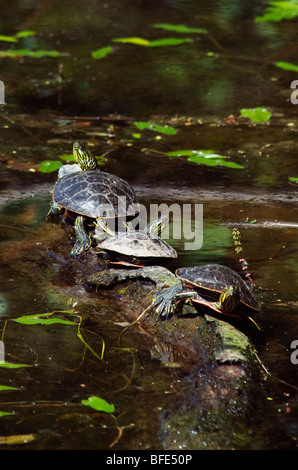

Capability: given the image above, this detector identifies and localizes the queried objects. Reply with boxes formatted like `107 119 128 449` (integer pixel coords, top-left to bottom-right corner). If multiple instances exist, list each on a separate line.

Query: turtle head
147 214 170 237
217 285 240 313
73 141 98 171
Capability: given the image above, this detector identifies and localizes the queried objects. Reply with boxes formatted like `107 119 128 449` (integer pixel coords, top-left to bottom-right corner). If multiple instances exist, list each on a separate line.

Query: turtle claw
151 295 172 320
151 284 184 320
150 286 206 320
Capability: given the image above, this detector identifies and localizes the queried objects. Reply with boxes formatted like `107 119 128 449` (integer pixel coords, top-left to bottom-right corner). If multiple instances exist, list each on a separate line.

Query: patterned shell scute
53 170 138 218
176 264 259 312
99 232 177 258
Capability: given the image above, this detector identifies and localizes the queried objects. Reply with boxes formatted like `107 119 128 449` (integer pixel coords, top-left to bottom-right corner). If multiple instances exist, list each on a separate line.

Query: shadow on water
0 0 297 450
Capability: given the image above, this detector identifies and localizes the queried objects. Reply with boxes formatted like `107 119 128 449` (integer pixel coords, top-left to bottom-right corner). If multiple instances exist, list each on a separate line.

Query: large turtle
48 142 139 256
93 214 177 266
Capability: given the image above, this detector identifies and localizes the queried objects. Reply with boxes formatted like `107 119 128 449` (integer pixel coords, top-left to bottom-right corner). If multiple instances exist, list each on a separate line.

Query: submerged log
86 264 266 450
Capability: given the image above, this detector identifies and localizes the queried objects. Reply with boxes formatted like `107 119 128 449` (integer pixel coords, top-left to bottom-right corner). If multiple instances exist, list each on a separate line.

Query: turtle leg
151 286 201 320
70 216 92 257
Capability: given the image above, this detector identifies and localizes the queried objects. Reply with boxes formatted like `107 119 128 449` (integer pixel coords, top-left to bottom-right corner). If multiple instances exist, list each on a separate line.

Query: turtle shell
98 231 177 264
53 170 138 219
176 264 260 314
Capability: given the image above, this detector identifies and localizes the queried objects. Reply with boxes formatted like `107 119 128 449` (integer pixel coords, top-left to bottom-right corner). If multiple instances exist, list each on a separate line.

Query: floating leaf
0 361 31 369
148 37 193 47
187 155 244 168
0 411 14 418
134 121 176 135
91 46 112 59
112 37 150 46
240 107 271 123
275 61 298 71
14 317 76 326
82 396 115 413
0 30 36 42
58 154 75 162
39 160 62 173
167 150 244 169
0 49 68 58
0 385 19 391
0 35 17 43
13 312 76 326
255 1 298 22
15 30 36 38
112 36 193 47
153 23 208 34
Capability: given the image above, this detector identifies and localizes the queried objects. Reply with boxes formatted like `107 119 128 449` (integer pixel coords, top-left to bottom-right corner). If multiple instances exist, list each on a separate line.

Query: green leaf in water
275 61 298 71
134 121 176 135
153 23 208 34
14 317 76 326
167 150 244 169
0 30 35 42
13 312 76 326
255 1 298 22
112 37 150 46
15 30 36 38
39 160 62 173
0 361 31 369
289 176 298 182
0 411 14 418
58 154 75 162
91 46 112 59
82 396 115 413
0 385 19 391
187 155 244 168
148 37 193 47
240 107 272 123
0 49 68 58
0 35 17 43
112 36 193 47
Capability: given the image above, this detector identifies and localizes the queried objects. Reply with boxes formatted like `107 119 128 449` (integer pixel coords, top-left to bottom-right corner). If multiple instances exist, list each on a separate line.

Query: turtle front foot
151 286 203 320
151 284 185 320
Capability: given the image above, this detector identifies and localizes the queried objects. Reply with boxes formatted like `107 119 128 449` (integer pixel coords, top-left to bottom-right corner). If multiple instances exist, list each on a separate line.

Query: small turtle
94 214 177 266
48 142 139 256
151 263 262 340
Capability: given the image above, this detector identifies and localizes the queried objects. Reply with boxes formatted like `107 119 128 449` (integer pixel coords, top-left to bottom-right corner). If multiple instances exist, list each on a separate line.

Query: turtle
93 213 178 266
48 142 139 256
151 263 262 340
86 262 263 342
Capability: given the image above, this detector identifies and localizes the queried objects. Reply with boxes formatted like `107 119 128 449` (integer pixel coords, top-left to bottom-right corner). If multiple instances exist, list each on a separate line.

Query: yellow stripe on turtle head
73 141 98 171
217 285 240 313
